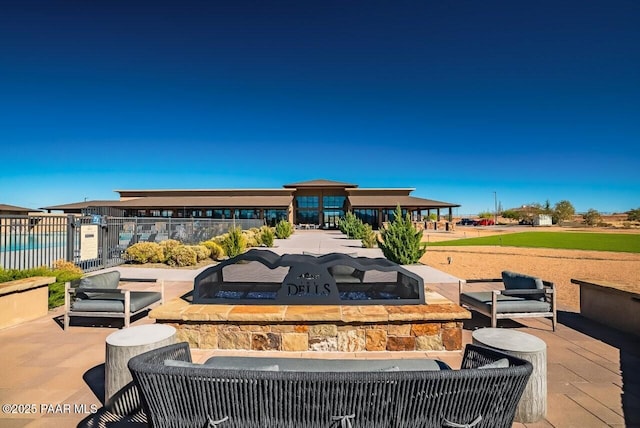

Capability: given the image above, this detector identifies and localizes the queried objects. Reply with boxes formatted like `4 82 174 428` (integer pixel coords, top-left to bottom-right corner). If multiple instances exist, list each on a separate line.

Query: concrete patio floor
1 230 638 427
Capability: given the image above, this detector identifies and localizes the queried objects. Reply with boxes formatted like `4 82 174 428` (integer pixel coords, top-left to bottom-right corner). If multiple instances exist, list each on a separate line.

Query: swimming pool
0 233 66 252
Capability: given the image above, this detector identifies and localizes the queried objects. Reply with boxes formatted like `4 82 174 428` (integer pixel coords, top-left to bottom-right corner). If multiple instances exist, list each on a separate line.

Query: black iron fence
1 215 263 272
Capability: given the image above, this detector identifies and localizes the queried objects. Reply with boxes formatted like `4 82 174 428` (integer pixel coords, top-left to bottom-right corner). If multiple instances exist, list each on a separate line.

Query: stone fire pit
193 249 425 306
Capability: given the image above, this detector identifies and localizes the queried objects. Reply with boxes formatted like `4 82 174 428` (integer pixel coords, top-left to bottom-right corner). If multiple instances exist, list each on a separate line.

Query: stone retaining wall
160 320 463 352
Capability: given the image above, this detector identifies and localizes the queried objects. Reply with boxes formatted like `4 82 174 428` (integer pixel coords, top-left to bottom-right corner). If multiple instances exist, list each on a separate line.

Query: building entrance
323 209 343 229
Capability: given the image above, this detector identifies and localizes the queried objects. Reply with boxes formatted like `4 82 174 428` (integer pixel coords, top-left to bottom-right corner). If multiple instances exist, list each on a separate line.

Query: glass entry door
323 210 344 229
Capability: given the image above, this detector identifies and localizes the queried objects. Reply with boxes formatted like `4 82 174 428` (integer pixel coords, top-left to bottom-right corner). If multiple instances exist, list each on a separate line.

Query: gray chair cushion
501 271 545 301
164 359 280 371
72 291 161 313
78 271 121 298
204 356 450 372
460 291 551 314
80 271 121 289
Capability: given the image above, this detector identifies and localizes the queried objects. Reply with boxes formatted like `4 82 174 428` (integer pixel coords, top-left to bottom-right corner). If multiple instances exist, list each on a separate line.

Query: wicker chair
129 342 532 428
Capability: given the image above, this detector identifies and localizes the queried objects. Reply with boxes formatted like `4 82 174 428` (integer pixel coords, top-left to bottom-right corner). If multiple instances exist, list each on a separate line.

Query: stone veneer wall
159 320 463 352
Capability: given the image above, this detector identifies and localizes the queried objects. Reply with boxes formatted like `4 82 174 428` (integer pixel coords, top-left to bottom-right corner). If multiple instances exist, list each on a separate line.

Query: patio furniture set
66 262 553 427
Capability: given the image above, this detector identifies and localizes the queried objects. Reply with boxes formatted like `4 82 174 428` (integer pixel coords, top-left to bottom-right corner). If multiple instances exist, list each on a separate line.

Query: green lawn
428 232 640 253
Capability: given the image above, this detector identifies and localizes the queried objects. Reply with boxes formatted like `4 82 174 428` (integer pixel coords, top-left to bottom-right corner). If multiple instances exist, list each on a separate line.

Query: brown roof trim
116 189 293 198
0 204 38 212
111 196 293 208
283 179 358 188
348 195 460 208
41 200 119 210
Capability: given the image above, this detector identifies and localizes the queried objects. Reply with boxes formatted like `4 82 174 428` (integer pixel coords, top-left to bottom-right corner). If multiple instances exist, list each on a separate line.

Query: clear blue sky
1 0 638 215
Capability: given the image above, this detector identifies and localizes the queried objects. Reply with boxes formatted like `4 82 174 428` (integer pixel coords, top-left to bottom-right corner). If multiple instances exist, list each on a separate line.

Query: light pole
493 191 498 226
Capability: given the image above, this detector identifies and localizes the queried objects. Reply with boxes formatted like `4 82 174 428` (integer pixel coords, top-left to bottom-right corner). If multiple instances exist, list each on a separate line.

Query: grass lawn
428 232 640 253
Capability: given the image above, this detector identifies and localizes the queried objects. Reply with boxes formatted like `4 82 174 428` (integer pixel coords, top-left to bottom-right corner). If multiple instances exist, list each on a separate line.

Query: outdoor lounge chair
64 271 164 330
128 342 532 428
459 270 557 331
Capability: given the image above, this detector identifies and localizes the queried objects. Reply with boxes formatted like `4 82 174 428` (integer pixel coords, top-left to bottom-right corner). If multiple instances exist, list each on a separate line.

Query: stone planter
0 276 56 329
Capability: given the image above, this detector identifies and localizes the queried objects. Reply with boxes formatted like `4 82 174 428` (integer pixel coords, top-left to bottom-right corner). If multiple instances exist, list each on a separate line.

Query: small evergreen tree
275 220 294 239
260 226 275 247
338 212 366 239
377 205 426 264
360 223 377 248
222 226 247 257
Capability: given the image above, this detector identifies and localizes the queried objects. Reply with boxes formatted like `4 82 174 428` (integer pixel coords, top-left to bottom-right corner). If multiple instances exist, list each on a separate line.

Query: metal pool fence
1 215 263 272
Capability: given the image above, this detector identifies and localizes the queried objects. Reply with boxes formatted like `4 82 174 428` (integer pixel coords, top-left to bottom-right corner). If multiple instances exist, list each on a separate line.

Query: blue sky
1 0 638 215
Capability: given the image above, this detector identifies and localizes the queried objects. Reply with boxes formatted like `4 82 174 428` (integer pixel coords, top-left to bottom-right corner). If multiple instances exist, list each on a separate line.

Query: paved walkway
1 230 638 427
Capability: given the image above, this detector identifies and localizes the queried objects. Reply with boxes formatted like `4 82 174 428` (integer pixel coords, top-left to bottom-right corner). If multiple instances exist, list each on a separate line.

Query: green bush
260 226 275 247
377 205 427 264
166 245 197 267
0 259 83 309
125 242 165 264
583 209 601 227
361 223 377 248
159 239 182 262
275 220 294 239
222 226 247 258
202 240 226 260
338 212 367 239
189 245 211 262
242 229 260 248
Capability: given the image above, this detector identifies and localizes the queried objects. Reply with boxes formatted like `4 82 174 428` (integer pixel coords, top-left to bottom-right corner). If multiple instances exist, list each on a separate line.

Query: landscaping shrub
377 205 426 264
166 245 197 267
361 223 377 248
189 245 211 262
338 212 366 239
125 242 164 264
159 239 182 262
242 229 260 248
0 259 84 309
222 226 247 257
275 220 294 239
260 226 275 247
202 240 226 260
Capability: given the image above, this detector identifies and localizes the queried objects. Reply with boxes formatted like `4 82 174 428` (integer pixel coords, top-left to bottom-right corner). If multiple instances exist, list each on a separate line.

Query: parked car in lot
474 218 495 226
457 218 475 225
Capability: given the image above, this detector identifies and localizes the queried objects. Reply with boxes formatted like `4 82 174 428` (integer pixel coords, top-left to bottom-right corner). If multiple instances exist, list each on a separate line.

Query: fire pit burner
193 249 425 305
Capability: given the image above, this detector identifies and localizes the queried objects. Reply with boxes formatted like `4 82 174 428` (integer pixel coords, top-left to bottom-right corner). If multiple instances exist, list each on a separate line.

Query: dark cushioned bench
64 271 163 330
168 355 451 372
459 271 556 331
128 342 533 428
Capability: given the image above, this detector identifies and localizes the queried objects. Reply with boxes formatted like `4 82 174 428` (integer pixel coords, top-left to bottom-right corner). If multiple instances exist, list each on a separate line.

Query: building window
149 210 161 217
296 196 319 208
264 209 288 226
297 210 318 224
212 209 232 219
296 196 319 225
353 208 379 227
161 210 173 217
238 209 260 219
382 208 407 222
323 195 346 209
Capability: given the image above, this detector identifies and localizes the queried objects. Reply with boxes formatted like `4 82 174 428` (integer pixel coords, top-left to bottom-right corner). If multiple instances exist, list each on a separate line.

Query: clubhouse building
44 179 460 229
